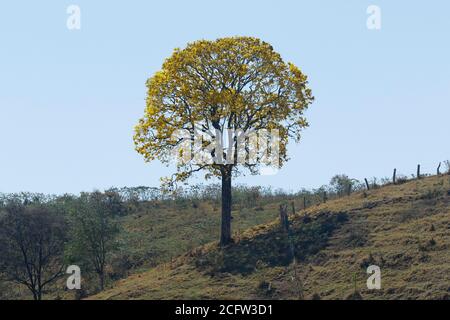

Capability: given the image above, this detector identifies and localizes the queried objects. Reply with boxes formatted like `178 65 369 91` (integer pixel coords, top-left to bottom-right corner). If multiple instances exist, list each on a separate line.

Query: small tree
330 174 357 197
0 203 67 300
69 192 119 291
134 37 314 246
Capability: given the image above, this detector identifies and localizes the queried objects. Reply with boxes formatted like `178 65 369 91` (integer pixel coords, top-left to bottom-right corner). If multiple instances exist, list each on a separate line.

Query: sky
0 0 449 194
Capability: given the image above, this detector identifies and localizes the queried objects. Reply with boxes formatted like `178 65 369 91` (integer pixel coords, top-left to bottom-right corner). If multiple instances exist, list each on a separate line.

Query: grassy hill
92 175 450 300
116 195 281 271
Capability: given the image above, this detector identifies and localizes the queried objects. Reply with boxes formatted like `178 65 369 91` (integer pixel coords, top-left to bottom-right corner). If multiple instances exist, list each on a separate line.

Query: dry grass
91 175 450 300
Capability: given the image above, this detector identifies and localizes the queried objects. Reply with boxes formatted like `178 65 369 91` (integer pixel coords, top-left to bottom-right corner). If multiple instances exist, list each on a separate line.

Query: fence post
417 164 421 179
393 168 397 184
437 162 441 176
323 191 327 203
303 197 307 210
291 202 295 215
365 178 370 190
279 204 289 232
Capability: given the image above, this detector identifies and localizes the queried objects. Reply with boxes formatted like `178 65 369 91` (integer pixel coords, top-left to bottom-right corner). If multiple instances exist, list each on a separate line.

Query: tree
103 189 128 216
134 37 314 246
0 203 67 300
330 174 358 197
69 192 119 291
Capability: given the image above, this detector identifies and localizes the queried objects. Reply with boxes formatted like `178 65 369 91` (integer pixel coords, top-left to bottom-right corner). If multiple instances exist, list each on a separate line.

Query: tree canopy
134 37 313 245
134 36 313 186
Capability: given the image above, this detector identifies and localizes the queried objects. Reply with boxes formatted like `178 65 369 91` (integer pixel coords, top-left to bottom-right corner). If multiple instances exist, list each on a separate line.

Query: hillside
0 187 282 300
116 194 281 271
92 175 450 300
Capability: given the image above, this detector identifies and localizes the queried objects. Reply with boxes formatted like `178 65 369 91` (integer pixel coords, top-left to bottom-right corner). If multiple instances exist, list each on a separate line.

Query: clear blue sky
1 0 449 194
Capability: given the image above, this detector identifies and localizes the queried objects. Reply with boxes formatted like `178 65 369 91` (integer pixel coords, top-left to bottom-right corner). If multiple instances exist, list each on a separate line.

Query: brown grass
91 175 450 300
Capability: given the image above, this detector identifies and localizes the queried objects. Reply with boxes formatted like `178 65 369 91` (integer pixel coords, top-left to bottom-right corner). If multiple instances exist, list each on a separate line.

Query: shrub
396 174 408 184
345 230 368 247
109 254 134 280
422 189 443 200
330 175 358 197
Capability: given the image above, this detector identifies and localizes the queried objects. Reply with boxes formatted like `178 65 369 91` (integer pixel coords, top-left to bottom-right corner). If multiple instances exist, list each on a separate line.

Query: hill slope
92 176 450 300
116 195 281 270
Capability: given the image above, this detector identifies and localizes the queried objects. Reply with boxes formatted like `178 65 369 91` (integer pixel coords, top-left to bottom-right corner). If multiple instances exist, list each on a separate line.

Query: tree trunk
99 271 105 291
220 166 232 246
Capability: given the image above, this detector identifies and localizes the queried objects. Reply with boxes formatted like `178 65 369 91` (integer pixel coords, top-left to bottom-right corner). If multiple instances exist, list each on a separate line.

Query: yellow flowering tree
134 37 313 246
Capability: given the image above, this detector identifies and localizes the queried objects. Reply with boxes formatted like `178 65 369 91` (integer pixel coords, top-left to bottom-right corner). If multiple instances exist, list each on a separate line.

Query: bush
396 175 408 184
330 175 358 196
109 254 134 280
